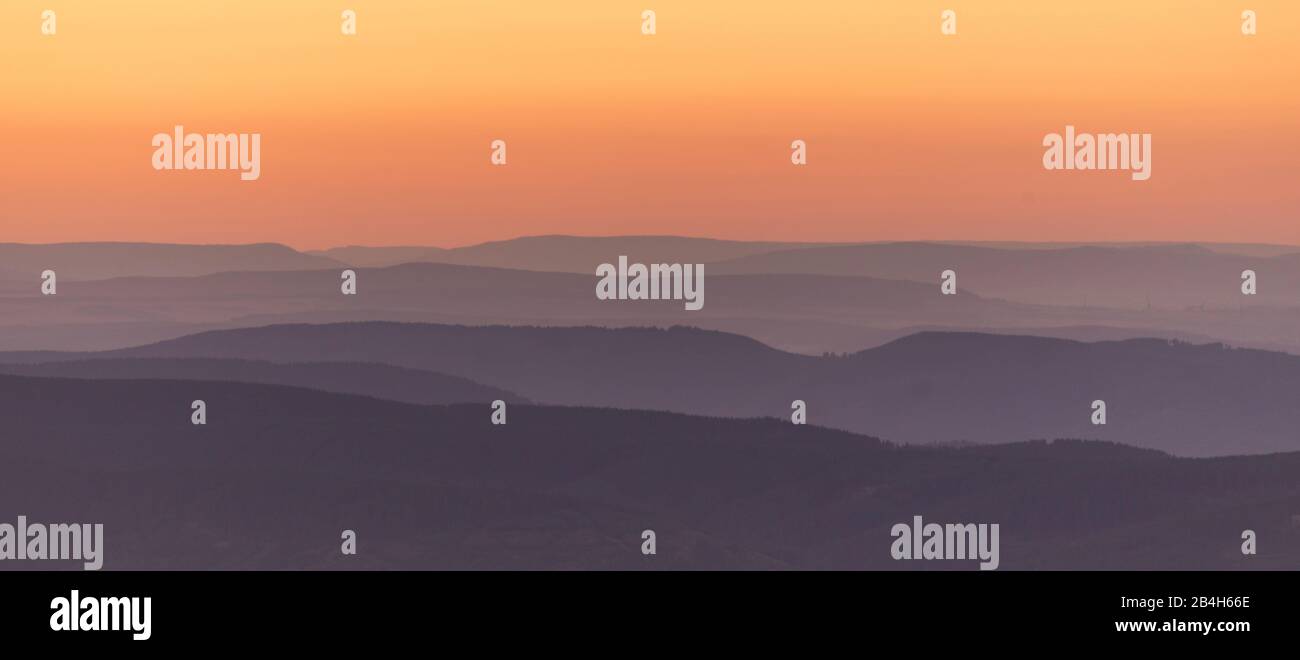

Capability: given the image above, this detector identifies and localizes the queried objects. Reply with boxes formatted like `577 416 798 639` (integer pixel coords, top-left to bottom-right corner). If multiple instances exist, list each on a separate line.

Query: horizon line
5 234 1300 253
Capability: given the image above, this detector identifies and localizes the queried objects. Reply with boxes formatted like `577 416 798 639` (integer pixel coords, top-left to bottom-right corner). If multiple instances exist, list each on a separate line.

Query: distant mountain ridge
310 236 1300 310
310 235 827 271
311 235 1300 276
0 242 342 283
6 237 1300 356
6 257 1297 356
7 322 1298 456
709 241 1300 309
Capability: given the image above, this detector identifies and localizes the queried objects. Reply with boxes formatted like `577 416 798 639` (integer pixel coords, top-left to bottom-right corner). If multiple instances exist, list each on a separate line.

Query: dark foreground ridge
2 373 1297 570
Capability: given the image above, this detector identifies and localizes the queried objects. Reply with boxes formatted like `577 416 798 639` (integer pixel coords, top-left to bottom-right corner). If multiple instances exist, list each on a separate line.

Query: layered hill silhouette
9 238 1300 312
0 242 342 285
3 372 1297 570
710 242 1300 309
0 261 1052 353
9 322 1300 456
0 358 526 406
313 236 1300 310
6 257 1300 356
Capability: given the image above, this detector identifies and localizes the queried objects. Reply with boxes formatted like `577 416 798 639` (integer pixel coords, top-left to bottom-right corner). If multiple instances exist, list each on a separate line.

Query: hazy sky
2 1 1297 248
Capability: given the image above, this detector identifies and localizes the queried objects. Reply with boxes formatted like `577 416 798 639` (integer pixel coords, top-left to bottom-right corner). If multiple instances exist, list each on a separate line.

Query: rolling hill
9 322 1300 456
0 357 526 406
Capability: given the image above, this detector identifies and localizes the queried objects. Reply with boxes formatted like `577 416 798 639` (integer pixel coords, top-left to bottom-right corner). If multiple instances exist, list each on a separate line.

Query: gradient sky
2 1 1297 249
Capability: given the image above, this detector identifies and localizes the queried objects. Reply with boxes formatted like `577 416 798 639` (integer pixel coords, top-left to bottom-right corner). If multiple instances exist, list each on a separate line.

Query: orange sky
2 1 1297 249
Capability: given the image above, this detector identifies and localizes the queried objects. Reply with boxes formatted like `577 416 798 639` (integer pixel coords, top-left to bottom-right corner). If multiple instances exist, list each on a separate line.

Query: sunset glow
3 0 1297 248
